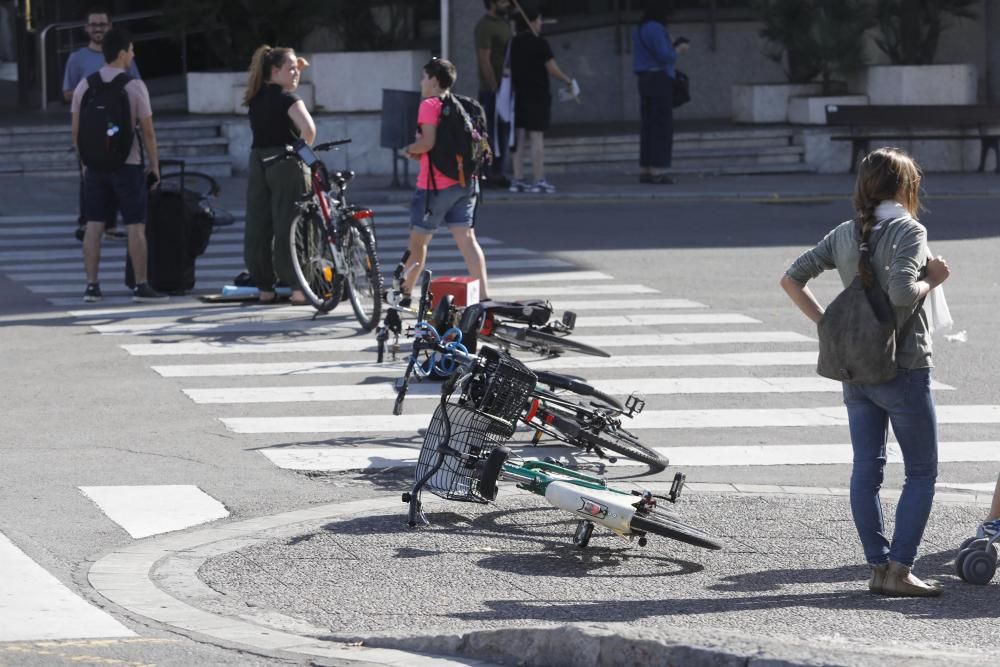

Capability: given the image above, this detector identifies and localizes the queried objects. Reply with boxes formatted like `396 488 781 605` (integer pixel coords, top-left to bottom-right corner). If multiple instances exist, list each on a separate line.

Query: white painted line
222 414 431 434
124 330 814 357
78 485 230 539
188 376 952 405
664 441 1000 467
261 440 1000 472
152 352 819 378
490 270 614 283
16 257 571 280
579 376 953 395
95 318 363 336
572 331 815 347
261 446 422 471
573 313 760 326
92 311 756 336
0 235 503 252
185 383 436 403
552 298 707 310
223 405 1000 434
0 531 134 641
490 283 657 297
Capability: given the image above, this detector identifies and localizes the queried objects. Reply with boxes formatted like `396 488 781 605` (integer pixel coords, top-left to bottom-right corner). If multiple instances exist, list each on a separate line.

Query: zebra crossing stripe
258 440 1000 472
152 352 819 378
124 330 813 357
0 235 504 252
188 375 950 405
90 311 758 336
78 485 229 539
552 298 707 310
221 404 1000 434
10 245 538 275
0 531 134 641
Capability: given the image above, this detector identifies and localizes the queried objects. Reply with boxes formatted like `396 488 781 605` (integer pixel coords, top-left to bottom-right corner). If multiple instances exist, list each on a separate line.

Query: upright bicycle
286 138 383 331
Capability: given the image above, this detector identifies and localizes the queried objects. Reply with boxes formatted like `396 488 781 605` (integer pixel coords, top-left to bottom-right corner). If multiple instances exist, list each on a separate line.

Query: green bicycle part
503 460 632 497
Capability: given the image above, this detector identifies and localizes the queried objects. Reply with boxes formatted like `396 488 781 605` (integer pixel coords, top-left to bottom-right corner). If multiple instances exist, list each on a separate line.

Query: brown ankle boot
868 563 888 594
882 561 943 597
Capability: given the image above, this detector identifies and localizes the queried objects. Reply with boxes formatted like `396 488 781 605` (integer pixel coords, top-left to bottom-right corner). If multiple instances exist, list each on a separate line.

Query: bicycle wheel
542 410 666 470
630 506 723 550
491 324 611 358
289 209 344 312
575 425 667 471
533 370 623 411
343 224 382 331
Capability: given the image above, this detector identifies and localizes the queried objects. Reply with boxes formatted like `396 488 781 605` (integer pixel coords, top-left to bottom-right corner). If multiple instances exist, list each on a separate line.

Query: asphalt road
2 190 999 665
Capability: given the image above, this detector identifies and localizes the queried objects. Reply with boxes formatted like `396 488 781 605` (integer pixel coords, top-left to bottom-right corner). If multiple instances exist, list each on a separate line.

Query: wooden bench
825 104 1000 174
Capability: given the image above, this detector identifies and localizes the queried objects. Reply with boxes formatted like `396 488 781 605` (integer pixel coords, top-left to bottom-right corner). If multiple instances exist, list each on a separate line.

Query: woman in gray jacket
780 147 950 597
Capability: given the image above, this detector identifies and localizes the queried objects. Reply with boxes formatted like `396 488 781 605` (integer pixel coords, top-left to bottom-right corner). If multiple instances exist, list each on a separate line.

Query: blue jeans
843 367 938 567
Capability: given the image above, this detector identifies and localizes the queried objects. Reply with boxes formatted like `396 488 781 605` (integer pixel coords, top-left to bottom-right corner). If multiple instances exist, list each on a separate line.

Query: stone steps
0 119 232 177
542 127 810 175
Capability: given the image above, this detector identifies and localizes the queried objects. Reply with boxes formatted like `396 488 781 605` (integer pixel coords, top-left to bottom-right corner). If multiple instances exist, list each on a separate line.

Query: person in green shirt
474 0 512 188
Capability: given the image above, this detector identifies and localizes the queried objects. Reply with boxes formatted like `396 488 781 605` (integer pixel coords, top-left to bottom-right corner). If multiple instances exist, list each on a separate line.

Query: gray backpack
816 220 920 385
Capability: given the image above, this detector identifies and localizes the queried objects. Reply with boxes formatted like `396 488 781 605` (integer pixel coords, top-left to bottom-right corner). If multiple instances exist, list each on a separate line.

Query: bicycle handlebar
314 138 352 152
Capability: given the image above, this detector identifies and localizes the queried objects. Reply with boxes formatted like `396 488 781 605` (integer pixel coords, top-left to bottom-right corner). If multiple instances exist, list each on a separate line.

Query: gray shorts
409 184 478 232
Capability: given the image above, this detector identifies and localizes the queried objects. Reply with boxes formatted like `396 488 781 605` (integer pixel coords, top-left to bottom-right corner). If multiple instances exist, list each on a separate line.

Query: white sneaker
508 179 530 193
530 179 556 194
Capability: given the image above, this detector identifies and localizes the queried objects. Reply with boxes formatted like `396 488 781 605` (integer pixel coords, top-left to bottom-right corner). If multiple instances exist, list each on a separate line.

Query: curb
88 486 991 667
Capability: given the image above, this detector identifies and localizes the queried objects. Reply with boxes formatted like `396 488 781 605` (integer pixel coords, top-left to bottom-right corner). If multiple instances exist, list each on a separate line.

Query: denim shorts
84 165 147 225
409 184 477 232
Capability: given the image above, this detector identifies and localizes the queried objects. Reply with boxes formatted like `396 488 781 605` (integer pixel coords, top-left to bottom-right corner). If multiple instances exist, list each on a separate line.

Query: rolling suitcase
126 160 223 295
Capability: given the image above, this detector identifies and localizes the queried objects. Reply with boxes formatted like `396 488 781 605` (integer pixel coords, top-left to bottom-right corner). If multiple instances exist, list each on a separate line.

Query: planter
310 50 431 112
788 95 868 125
731 83 824 123
863 64 977 105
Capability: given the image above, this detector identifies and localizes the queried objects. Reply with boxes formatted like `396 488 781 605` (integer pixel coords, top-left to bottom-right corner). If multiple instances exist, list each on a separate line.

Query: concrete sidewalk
2 171 999 218
91 481 998 667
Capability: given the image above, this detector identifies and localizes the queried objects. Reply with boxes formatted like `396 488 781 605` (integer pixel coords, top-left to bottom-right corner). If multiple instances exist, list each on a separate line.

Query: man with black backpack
400 58 493 300
71 28 165 303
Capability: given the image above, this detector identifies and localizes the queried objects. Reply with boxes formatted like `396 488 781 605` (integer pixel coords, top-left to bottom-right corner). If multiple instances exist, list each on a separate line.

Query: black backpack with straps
78 72 134 170
428 93 491 190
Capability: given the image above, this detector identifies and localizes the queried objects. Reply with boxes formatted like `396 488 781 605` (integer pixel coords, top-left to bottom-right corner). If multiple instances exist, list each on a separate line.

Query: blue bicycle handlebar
412 323 475 378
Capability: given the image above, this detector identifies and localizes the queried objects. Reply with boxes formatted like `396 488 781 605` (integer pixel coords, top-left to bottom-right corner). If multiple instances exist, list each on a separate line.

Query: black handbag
672 70 691 108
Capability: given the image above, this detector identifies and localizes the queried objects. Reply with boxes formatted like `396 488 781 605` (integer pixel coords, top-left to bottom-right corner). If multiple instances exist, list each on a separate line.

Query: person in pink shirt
399 58 490 300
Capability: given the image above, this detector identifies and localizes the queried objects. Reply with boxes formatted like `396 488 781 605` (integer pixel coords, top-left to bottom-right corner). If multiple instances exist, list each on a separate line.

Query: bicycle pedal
668 472 686 503
561 310 577 330
625 393 646 417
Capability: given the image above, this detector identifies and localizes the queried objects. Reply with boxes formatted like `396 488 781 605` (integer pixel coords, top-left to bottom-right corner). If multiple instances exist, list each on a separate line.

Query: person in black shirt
508 4 573 194
243 45 316 304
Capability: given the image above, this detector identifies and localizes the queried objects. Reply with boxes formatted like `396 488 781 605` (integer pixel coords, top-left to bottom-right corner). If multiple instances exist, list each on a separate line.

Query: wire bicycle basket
413 402 509 504
460 346 536 438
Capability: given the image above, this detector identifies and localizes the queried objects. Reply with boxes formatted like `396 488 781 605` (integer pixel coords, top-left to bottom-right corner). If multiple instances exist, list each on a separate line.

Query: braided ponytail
852 147 922 289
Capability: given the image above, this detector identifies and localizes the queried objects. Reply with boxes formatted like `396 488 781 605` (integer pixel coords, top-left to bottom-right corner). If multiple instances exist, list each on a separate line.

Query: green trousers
244 148 311 290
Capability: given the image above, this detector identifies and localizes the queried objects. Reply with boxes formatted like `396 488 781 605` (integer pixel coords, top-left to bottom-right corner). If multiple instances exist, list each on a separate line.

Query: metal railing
38 10 165 111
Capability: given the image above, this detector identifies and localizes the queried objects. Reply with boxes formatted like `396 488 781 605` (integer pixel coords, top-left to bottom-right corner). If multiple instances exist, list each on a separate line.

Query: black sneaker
133 282 169 302
83 283 102 302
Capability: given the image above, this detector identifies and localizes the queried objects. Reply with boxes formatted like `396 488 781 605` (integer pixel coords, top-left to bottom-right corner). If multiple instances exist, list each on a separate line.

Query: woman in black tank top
242 45 316 304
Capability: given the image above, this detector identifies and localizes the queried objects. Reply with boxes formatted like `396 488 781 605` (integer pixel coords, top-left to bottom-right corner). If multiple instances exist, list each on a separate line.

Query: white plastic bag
924 245 954 335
